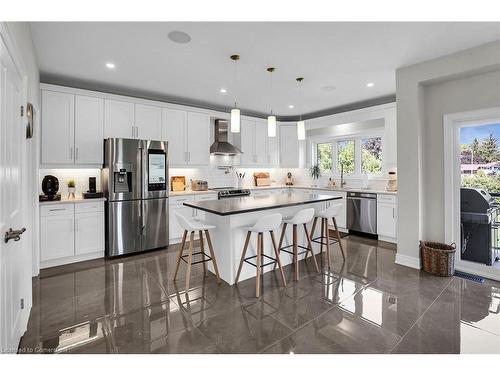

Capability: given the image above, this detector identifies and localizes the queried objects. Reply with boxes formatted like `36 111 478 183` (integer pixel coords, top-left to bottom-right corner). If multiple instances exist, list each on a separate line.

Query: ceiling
30 22 500 118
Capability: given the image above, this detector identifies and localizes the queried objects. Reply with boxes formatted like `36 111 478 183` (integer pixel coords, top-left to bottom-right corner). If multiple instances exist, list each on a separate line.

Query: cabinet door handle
132 125 134 138
136 126 139 139
49 208 66 212
69 147 73 161
187 152 190 163
75 147 79 161
392 207 395 218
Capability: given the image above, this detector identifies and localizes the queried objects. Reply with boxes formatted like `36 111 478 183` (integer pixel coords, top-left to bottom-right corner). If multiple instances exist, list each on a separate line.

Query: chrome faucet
340 162 346 188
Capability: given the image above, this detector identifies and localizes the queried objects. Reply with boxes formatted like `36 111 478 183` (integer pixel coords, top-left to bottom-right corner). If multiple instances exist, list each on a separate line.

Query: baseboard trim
395 253 421 269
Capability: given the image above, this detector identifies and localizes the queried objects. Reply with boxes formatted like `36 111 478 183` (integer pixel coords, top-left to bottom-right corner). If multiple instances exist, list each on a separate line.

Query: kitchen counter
169 190 215 196
183 191 341 216
245 185 398 195
39 197 107 206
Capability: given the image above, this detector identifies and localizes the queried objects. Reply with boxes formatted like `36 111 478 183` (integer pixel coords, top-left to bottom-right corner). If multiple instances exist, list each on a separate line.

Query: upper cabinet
104 99 135 139
134 103 162 141
41 90 75 165
74 96 104 165
42 90 104 166
279 124 305 168
237 119 278 166
162 109 210 166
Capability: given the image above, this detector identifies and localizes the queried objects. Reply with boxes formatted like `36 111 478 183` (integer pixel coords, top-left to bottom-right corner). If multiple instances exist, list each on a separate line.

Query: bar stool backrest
250 213 283 232
324 203 342 218
288 208 315 225
175 211 196 231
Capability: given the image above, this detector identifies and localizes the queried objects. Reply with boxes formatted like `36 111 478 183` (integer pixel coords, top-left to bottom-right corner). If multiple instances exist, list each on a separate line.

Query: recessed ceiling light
288 104 294 109
105 62 115 70
321 85 336 92
220 88 227 94
366 82 375 87
167 30 191 44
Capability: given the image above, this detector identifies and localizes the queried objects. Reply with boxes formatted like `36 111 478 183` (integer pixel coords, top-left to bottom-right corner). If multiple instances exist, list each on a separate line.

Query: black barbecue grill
460 188 500 265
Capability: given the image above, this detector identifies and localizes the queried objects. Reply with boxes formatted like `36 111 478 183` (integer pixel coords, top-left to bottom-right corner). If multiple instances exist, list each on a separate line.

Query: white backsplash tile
39 169 101 197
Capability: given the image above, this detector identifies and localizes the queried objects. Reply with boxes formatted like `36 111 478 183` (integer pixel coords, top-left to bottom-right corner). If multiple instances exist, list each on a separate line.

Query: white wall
396 40 500 268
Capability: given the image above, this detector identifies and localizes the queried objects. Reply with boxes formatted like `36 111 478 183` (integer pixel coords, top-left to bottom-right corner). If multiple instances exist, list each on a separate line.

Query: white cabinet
41 90 75 164
186 112 210 165
75 204 105 256
162 110 210 166
40 209 75 262
104 99 135 138
74 95 104 164
279 124 305 168
238 119 275 166
162 108 187 165
135 103 162 141
377 194 397 242
169 195 195 242
40 201 105 268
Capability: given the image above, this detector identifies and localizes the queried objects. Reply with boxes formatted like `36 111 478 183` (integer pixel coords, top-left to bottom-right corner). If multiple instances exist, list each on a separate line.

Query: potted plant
67 179 76 199
309 164 321 187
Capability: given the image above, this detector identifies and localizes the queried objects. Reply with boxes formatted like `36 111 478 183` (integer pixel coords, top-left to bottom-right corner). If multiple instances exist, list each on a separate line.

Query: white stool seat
244 213 282 233
283 208 315 225
316 203 342 219
175 212 216 231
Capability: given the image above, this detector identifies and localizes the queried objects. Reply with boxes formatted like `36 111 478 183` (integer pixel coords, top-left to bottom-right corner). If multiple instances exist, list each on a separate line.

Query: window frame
312 132 385 177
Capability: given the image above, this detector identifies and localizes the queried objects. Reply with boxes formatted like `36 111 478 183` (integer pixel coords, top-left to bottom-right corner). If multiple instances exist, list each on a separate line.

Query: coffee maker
39 175 61 201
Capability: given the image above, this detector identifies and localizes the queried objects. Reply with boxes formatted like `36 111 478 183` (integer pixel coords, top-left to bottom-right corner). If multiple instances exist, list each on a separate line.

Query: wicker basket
420 241 456 277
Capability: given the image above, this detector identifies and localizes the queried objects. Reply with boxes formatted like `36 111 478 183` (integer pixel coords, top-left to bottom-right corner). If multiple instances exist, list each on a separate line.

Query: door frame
0 22 32 350
443 106 500 281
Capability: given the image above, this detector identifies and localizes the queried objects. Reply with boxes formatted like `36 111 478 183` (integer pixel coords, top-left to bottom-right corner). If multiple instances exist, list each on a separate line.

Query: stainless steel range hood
210 119 242 155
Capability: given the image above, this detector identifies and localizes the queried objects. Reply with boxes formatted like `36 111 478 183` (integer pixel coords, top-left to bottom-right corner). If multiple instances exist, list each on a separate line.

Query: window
361 137 382 174
316 143 332 174
337 140 355 174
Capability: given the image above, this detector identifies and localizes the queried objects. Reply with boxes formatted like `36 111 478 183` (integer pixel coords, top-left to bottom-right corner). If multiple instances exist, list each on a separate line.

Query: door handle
4 228 26 243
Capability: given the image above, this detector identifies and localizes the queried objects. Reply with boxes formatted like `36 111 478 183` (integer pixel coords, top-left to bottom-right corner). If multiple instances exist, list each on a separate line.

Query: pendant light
296 77 306 140
230 54 241 133
267 67 277 137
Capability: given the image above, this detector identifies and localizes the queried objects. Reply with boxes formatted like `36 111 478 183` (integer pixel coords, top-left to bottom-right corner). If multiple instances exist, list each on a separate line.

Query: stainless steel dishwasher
347 192 377 234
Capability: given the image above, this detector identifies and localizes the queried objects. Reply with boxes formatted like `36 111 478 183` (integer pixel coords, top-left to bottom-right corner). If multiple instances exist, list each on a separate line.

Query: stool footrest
311 236 339 246
244 254 277 268
181 251 212 265
280 244 310 256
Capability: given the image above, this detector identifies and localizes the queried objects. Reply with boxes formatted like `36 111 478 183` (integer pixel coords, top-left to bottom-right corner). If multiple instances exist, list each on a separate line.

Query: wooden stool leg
325 219 331 269
235 231 251 284
204 230 221 284
270 231 287 287
185 231 195 292
332 217 346 260
311 217 318 239
173 230 188 280
293 224 299 281
303 224 319 273
256 233 262 297
273 223 287 270
199 230 207 277
320 219 325 255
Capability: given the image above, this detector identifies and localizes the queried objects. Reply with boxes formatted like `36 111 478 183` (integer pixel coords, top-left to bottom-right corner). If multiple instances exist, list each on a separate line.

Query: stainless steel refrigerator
102 138 169 257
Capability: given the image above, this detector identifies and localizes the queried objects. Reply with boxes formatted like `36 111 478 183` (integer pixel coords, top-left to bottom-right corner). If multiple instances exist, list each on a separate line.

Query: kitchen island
183 191 342 284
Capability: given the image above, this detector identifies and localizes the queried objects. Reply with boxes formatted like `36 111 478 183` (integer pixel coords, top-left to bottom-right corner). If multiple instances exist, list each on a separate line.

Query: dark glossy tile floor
18 235 500 354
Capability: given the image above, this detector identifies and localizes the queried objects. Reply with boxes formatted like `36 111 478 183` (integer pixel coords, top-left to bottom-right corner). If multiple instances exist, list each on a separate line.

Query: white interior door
0 37 29 351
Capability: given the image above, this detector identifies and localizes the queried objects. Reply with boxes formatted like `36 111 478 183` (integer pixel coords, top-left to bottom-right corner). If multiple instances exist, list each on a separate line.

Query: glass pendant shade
231 108 241 133
297 120 305 140
267 115 276 137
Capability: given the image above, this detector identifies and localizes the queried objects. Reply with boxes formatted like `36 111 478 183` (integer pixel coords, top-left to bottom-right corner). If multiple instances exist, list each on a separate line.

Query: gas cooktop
210 187 251 199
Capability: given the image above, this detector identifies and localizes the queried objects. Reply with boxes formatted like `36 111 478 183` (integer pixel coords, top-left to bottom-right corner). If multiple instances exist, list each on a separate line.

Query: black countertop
183 191 342 216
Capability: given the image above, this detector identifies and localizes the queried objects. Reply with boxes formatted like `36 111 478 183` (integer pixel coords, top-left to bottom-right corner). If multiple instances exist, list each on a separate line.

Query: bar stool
311 203 346 268
173 212 221 292
276 208 319 281
235 213 287 298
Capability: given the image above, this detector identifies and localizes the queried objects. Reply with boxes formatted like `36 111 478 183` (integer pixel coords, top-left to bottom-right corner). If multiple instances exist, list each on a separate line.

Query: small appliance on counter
386 171 397 192
171 176 186 191
83 176 104 199
191 179 208 191
286 172 293 186
210 187 251 199
39 175 61 201
254 172 271 187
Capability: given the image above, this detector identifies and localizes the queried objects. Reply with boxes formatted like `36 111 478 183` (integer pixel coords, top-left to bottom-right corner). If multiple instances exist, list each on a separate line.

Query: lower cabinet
169 195 195 242
40 201 105 268
377 194 397 243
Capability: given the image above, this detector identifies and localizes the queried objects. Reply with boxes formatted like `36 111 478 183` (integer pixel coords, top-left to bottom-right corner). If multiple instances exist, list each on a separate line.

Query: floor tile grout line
388 276 456 353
